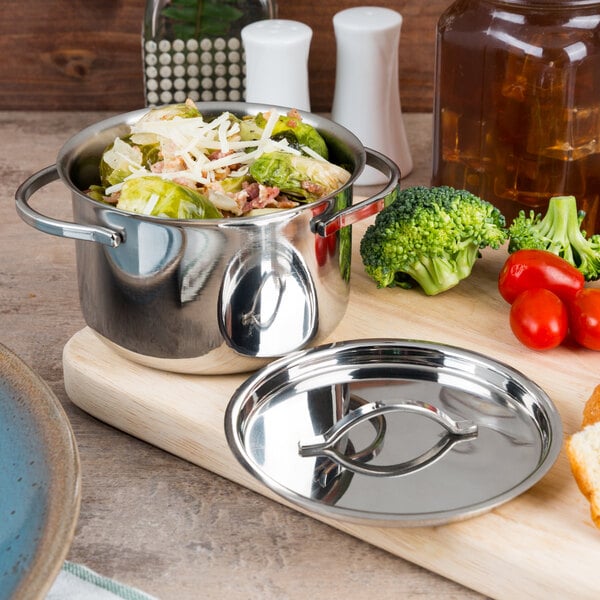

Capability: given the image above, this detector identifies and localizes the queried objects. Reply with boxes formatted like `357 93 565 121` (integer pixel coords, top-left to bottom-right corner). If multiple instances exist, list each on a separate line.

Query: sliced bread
566 384 600 528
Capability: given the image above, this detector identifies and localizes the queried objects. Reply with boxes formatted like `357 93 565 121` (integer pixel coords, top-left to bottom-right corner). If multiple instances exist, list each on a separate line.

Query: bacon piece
151 156 187 173
243 181 260 201
102 190 120 204
239 184 299 213
302 180 324 196
285 108 302 128
172 177 196 188
207 149 233 161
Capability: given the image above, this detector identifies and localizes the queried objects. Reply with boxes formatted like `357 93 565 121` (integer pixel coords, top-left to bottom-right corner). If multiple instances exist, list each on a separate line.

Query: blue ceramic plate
0 343 81 600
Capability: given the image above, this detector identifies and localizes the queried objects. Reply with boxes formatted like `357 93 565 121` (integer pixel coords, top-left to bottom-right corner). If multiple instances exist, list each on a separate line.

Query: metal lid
224 339 563 527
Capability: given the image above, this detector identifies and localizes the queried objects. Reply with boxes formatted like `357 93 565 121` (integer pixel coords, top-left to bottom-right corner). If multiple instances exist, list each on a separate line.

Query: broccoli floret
359 185 507 295
508 195 600 281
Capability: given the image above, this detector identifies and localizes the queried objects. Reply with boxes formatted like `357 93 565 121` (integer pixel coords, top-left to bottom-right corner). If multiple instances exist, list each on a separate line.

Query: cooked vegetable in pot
249 152 352 202
86 100 352 219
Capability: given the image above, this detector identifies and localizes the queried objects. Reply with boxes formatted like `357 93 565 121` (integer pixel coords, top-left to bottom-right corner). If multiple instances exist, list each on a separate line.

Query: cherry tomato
569 288 600 351
509 288 568 351
498 249 584 304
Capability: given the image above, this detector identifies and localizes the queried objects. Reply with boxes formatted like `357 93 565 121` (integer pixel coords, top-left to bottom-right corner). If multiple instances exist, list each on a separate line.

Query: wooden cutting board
62 234 600 600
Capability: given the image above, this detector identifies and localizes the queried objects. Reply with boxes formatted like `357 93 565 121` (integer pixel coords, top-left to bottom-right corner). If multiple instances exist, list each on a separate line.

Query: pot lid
224 339 562 527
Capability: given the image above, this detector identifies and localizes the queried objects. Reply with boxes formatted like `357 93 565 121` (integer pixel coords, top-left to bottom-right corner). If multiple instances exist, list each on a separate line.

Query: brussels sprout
137 101 201 123
238 115 264 141
99 136 162 188
130 100 203 147
99 138 142 188
249 152 351 202
86 185 108 203
219 175 247 193
254 112 329 159
117 176 222 219
273 119 328 159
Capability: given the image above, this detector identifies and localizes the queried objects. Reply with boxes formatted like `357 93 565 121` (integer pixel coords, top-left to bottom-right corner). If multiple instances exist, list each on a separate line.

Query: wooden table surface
1 111 490 600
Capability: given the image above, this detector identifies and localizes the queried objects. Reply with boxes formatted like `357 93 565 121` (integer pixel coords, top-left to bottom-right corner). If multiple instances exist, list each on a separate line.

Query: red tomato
509 288 568 351
569 288 600 351
498 249 584 304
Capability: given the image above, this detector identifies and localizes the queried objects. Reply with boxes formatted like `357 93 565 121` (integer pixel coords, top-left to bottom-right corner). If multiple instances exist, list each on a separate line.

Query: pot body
17 103 400 374
72 187 350 374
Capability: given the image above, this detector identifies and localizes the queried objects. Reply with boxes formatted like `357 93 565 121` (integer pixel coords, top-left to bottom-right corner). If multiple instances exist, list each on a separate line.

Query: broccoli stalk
359 186 507 295
401 252 470 296
508 195 600 281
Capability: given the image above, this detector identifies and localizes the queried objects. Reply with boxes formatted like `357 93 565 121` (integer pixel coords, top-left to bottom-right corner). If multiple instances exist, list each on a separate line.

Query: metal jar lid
224 339 562 527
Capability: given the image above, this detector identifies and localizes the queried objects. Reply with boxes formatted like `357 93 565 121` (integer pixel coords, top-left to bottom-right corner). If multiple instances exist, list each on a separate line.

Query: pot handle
312 148 401 237
298 400 478 478
15 165 123 248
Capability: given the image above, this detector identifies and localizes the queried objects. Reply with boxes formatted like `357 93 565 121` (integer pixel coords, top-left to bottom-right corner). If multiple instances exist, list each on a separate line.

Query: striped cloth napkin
46 562 158 600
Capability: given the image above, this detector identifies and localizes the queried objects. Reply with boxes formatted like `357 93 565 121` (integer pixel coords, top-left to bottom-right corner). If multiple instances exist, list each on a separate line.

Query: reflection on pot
76 204 229 360
219 232 317 358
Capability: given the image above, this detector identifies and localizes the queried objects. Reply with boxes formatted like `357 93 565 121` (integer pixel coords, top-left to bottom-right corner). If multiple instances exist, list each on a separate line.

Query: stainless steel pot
15 102 400 374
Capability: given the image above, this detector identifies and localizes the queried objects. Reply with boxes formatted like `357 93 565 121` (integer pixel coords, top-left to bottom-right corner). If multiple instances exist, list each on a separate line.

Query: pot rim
55 101 367 226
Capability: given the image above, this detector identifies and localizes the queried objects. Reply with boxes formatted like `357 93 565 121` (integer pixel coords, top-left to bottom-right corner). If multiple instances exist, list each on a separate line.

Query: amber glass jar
432 0 600 233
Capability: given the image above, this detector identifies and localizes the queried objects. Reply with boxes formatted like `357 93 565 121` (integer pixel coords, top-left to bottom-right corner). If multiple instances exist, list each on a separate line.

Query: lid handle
298 400 478 478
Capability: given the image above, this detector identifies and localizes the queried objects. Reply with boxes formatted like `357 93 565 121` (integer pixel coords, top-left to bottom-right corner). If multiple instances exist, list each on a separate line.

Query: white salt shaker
331 7 413 185
242 19 312 111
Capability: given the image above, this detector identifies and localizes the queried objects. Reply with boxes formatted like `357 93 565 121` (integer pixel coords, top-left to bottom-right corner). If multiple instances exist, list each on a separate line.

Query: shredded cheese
301 145 327 161
143 193 160 215
115 109 300 190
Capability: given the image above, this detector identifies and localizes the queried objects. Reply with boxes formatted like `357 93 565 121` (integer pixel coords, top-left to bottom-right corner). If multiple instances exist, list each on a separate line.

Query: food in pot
567 384 600 528
86 100 352 219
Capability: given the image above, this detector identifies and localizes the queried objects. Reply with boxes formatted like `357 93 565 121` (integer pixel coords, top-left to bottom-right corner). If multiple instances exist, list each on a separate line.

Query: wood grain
0 0 450 112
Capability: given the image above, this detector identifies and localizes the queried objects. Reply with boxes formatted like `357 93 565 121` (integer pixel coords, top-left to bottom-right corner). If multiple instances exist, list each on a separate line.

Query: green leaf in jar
161 0 244 39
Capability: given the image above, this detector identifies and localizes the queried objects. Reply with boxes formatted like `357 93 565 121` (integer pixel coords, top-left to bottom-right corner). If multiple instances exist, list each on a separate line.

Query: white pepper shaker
331 7 413 185
242 19 312 111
